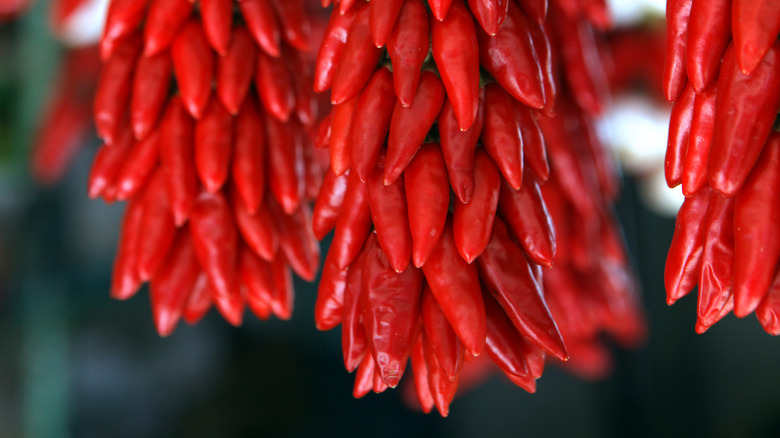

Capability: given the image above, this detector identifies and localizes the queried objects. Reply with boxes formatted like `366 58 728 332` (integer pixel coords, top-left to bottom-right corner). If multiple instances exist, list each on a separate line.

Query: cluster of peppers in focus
663 0 780 334
88 0 328 335
39 0 655 417
309 0 644 413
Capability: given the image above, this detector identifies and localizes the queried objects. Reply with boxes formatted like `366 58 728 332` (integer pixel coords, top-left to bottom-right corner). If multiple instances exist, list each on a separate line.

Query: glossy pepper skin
331 4 383 105
350 67 397 183
405 144 451 268
431 0 480 131
478 2 545 110
665 188 712 305
663 0 692 102
665 83 695 188
685 0 731 93
695 193 735 332
707 42 780 197
386 0 430 106
361 234 424 387
732 0 780 75
477 218 567 361
367 153 413 273
733 133 780 318
422 217 486 357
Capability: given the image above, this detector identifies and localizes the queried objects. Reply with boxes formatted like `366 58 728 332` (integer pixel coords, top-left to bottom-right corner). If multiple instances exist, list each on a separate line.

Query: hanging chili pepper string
662 0 780 333
90 0 327 335
313 0 644 415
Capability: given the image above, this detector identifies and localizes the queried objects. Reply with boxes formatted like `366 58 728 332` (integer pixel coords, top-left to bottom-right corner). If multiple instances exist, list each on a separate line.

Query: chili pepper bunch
663 0 780 333
311 0 644 414
89 0 326 335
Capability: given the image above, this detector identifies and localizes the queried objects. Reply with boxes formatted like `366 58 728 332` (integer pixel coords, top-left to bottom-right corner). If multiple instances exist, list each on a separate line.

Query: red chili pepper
708 42 780 197
315 249 347 330
421 284 463 380
269 247 294 320
483 289 530 377
431 0 480 130
756 269 780 335
100 0 148 61
733 133 780 318
421 331 459 417
517 106 549 182
232 97 266 214
477 218 568 360
537 106 599 219
477 2 545 110
349 66 397 182
182 274 213 325
422 217 486 357
239 0 281 57
233 192 279 262
285 50 317 127
313 6 359 93
190 190 240 306
194 98 233 193
405 144 450 267
88 128 134 199
468 0 508 36
150 226 200 336
143 0 192 57
552 6 609 114
681 84 717 196
312 168 348 240
453 149 500 263
217 26 257 115
331 3 383 105
353 350 376 398
268 200 320 282
497 175 556 267
386 0 430 106
255 48 294 122
517 0 547 24
270 0 310 51
385 70 446 185
438 91 485 204
410 336 435 414
239 246 274 320
369 0 404 48
198 0 232 55
329 98 357 176
733 0 780 75
136 169 177 282
159 97 197 226
427 0 453 21
482 83 524 190
685 0 731 93
367 153 413 273
172 20 214 119
696 192 734 329
95 34 142 144
130 50 170 140
265 114 304 214
360 233 423 387
341 246 369 371
662 0 692 102
111 195 145 300
529 20 556 116
331 171 372 270
664 83 695 188
114 128 160 201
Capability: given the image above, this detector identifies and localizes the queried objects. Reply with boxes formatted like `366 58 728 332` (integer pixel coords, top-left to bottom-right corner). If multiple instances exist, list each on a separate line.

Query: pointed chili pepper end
694 319 710 335
154 309 181 337
734 297 762 319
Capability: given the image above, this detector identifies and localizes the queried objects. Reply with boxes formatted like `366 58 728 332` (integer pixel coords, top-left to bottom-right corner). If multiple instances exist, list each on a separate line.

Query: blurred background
2 1 780 437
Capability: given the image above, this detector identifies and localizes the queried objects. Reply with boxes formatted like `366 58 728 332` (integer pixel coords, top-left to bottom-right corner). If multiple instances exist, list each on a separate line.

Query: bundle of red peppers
89 0 326 334
74 0 651 417
309 0 643 413
663 0 780 334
